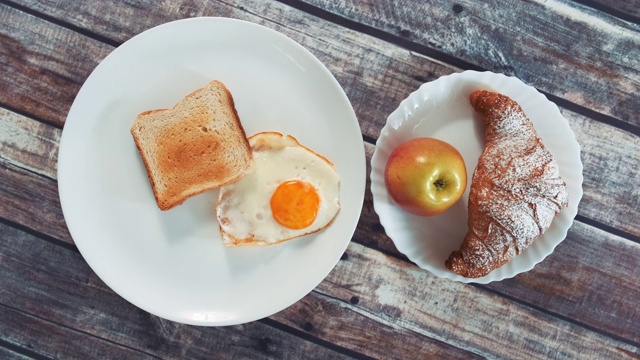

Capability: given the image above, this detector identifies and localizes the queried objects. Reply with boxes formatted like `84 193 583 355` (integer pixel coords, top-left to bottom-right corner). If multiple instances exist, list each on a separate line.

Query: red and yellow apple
384 137 467 216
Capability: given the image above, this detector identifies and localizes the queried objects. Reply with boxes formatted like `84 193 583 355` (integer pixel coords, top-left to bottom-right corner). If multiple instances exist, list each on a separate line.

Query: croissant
445 90 569 278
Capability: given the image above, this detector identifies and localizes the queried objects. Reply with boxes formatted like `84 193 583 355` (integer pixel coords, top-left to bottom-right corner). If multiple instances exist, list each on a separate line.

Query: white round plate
58 18 365 325
370 71 583 283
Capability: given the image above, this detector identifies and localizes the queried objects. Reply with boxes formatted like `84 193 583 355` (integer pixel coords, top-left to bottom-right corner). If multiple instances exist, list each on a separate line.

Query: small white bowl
370 71 583 283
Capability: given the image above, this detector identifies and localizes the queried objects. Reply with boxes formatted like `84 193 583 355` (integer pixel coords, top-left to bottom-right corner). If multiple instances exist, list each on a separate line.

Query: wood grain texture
316 241 640 359
1 106 639 345
1 0 639 357
0 3 111 128
11 0 639 144
559 108 640 237
0 222 352 360
0 106 640 356
356 142 640 344
2 195 639 359
269 291 482 359
0 0 456 137
0 217 480 360
8 0 240 43
0 114 480 359
298 0 640 127
0 346 31 360
488 221 640 343
0 2 455 137
1 305 158 359
581 0 640 22
0 160 70 242
1 1 638 237
0 108 58 179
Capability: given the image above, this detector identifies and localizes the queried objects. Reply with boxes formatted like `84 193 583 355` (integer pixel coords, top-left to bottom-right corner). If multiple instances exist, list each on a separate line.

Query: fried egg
216 132 340 246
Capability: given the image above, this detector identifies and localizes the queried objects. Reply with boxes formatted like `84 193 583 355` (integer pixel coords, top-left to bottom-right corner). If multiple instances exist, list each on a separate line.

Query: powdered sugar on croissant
445 90 569 278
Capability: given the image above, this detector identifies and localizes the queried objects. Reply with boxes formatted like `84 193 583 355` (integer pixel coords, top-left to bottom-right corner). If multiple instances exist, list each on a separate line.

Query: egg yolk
270 180 320 230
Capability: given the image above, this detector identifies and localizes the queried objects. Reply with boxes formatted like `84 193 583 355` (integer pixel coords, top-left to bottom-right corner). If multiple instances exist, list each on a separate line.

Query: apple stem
434 179 445 190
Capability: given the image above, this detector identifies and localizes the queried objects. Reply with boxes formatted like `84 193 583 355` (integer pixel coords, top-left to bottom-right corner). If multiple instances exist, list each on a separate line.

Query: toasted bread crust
131 80 253 210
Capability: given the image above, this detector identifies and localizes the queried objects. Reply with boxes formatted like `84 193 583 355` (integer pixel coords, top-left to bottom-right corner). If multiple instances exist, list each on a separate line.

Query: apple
384 137 467 216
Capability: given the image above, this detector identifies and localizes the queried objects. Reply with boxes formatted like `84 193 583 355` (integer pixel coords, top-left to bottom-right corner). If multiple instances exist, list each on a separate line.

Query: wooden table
1 1 639 359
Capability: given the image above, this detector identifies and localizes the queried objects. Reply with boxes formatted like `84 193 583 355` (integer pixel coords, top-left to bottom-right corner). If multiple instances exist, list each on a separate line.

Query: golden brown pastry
445 90 569 278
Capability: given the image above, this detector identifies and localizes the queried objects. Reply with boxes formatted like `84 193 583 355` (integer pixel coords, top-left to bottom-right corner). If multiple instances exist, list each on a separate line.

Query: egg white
216 133 340 246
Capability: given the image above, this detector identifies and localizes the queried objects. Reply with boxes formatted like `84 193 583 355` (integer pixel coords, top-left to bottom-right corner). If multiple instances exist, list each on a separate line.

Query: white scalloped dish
370 71 583 283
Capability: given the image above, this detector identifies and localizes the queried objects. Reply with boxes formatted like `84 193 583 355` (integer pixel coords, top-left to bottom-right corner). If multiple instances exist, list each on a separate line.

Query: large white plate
370 71 583 283
58 18 365 325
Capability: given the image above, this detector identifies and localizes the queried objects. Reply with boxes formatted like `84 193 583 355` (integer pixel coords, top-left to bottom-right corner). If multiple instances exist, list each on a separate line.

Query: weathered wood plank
9 0 640 129
0 3 111 128
1 1 639 237
0 108 58 179
0 222 352 360
269 291 482 359
356 143 640 344
0 346 31 360
560 108 640 237
0 109 640 355
1 305 157 359
3 205 639 359
0 162 479 358
357 193 640 344
488 221 640 342
583 0 640 22
0 160 70 242
9 0 640 154
299 0 640 127
0 0 633 356
316 241 640 359
2 98 639 244
0 108 68 241
0 0 454 137
1 107 639 344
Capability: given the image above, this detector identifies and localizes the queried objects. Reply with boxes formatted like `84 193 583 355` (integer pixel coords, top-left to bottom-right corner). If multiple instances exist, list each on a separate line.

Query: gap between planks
0 2 638 351
0 101 63 131
1 0 638 138
0 107 638 346
575 214 640 244
360 136 640 245
259 318 375 360
0 216 78 253
351 226 640 350
273 0 640 138
472 283 640 349
0 337 54 360
0 303 163 359
574 0 640 24
0 215 465 360
0 0 121 47
1 207 639 352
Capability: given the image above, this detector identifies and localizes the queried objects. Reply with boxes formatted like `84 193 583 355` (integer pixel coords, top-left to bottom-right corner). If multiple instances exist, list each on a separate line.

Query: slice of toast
131 80 253 210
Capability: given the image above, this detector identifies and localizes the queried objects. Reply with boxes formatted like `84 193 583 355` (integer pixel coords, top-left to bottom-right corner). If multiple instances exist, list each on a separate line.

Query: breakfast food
385 138 467 216
131 80 253 210
216 132 340 246
445 90 568 278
